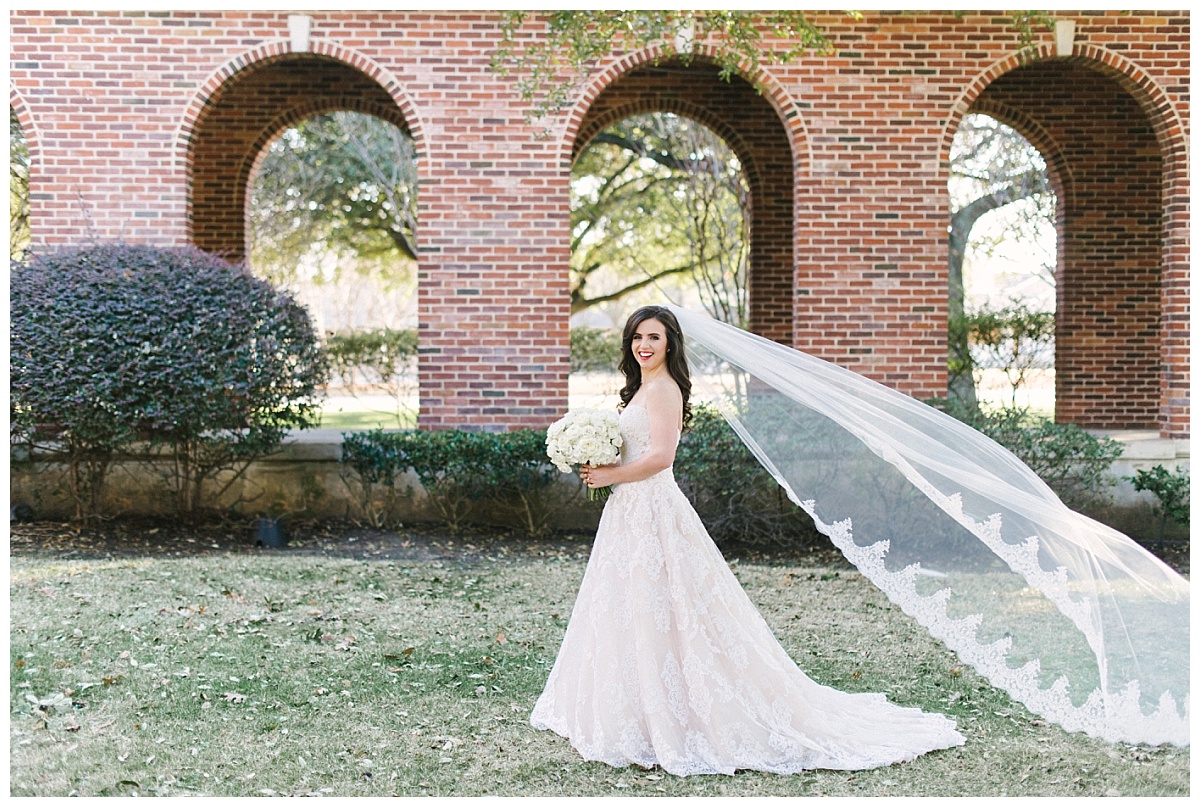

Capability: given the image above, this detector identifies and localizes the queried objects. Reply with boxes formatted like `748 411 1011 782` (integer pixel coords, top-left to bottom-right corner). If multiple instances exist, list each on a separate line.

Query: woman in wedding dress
530 305 966 775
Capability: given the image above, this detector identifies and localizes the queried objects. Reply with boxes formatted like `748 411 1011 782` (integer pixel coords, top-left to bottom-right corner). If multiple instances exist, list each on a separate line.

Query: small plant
1129 464 1189 550
949 300 1055 408
485 428 579 536
402 430 496 532
339 429 411 527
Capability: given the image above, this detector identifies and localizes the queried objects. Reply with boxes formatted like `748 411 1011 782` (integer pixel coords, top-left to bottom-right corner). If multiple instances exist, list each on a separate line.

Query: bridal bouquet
546 409 622 501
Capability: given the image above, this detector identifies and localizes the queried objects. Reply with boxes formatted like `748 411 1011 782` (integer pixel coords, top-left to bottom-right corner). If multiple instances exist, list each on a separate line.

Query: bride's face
630 318 669 374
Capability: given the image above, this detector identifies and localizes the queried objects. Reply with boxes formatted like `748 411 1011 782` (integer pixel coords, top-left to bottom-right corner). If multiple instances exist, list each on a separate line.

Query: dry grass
9 549 1188 797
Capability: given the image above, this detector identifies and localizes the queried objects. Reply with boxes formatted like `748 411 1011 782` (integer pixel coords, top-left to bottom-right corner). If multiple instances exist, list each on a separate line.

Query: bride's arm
586 384 681 487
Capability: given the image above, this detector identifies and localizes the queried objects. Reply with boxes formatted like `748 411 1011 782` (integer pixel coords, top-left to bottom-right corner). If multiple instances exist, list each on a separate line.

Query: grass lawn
9 539 1189 797
316 394 414 431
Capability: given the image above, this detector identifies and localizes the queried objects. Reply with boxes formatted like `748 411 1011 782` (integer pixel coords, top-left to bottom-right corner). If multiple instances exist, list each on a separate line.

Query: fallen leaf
495 632 507 645
222 692 248 704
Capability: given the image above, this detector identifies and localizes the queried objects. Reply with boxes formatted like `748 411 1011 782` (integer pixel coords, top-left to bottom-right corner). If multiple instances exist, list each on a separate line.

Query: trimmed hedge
340 428 575 534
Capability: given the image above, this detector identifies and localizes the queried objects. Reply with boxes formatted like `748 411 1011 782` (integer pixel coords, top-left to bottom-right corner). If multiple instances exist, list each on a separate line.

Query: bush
10 243 327 520
1129 464 1189 549
485 429 580 536
402 430 496 532
338 428 573 534
339 429 412 527
674 405 824 548
570 326 622 374
931 399 1124 508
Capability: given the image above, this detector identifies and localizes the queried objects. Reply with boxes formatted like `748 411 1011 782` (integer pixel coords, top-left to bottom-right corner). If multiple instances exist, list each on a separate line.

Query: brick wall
9 9 1189 435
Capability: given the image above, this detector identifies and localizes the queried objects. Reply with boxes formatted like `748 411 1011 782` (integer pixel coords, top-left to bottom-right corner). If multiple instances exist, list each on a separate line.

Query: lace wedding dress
530 403 966 775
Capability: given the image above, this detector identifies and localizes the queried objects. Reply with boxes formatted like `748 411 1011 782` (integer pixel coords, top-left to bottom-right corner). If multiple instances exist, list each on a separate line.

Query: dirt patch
7 515 1182 575
6 517 587 566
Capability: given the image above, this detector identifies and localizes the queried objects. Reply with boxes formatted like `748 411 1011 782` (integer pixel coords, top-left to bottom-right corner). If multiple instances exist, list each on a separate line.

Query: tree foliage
492 10 843 123
572 113 749 326
248 111 418 285
10 107 31 260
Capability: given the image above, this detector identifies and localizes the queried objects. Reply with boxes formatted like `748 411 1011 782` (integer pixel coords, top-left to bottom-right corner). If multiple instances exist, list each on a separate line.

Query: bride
530 305 966 775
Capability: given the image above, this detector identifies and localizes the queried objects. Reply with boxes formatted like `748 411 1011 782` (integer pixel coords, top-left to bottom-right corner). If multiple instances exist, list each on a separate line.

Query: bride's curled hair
618 305 692 431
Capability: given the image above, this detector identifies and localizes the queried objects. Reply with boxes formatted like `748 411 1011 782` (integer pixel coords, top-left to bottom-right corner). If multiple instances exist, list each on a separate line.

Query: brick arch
239 98 414 249
9 87 39 166
558 49 804 343
571 98 764 190
939 43 1186 174
557 45 811 176
177 40 426 165
942 45 1182 432
180 47 424 261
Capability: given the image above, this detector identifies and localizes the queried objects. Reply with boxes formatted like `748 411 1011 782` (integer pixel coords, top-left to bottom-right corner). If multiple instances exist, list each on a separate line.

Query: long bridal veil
667 305 1189 746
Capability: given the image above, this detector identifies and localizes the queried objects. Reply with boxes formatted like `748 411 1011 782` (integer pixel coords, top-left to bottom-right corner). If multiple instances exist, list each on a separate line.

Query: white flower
545 408 622 473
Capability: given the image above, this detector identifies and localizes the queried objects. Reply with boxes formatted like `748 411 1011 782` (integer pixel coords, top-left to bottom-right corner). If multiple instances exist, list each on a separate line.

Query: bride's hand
582 464 616 489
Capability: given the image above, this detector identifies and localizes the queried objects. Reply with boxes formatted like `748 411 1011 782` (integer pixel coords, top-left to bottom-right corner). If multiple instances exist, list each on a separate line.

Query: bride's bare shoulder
642 378 683 412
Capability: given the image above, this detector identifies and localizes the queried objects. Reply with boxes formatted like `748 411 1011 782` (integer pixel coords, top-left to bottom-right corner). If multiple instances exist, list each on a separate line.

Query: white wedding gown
530 403 966 775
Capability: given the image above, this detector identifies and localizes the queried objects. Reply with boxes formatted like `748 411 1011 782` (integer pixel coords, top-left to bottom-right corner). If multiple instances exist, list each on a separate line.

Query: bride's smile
630 320 668 374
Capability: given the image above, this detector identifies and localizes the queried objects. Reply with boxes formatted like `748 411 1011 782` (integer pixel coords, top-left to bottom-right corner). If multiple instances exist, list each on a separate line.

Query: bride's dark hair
618 305 692 431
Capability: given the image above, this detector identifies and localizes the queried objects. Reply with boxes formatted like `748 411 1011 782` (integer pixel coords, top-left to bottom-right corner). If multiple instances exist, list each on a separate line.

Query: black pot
254 517 287 548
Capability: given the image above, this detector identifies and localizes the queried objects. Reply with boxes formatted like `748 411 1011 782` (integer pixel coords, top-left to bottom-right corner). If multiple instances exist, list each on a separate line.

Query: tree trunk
947 178 1041 407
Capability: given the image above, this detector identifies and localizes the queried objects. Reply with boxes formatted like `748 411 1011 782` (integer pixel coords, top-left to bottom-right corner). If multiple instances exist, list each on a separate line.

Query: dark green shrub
401 430 496 532
1129 464 1190 549
339 429 411 526
337 429 494 531
931 399 1124 508
484 428 579 536
10 243 327 521
338 428 576 534
675 404 824 547
570 326 622 373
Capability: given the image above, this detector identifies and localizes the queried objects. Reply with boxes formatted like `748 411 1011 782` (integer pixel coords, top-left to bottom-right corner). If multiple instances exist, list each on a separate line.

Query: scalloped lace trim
801 501 1190 747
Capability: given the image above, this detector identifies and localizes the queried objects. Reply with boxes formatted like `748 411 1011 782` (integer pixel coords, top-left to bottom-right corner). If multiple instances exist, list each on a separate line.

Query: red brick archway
948 47 1186 431
10 10 1189 435
182 50 419 262
566 60 794 344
